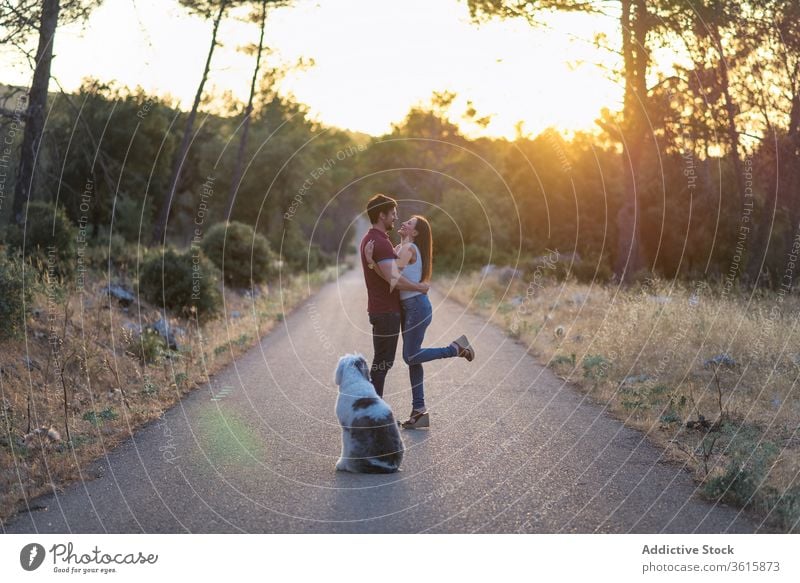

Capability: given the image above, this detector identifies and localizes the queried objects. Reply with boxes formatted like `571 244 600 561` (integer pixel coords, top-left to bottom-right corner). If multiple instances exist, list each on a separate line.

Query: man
360 194 429 397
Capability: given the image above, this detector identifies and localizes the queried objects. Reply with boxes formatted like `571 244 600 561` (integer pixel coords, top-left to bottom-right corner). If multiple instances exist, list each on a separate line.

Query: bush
138 248 221 319
113 193 152 243
201 221 277 287
283 241 331 272
123 327 167 364
279 222 332 272
567 256 614 283
434 242 492 273
5 201 76 279
519 250 613 284
703 423 780 510
0 255 32 340
85 230 141 271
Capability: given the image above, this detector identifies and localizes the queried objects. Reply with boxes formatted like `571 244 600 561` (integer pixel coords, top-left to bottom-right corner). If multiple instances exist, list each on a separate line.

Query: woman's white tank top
399 243 423 300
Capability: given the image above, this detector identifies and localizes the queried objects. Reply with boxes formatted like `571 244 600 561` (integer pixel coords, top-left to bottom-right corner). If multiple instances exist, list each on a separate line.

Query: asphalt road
3 268 766 533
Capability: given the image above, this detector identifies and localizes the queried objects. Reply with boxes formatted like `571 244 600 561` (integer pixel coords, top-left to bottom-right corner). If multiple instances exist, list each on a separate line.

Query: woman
365 215 475 429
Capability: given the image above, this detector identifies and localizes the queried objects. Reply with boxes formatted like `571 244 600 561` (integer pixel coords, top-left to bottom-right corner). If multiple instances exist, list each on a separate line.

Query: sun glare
0 0 623 140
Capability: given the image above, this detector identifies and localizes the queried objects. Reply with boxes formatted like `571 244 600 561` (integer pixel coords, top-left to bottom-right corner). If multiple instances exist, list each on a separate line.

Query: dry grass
0 264 341 525
438 270 800 532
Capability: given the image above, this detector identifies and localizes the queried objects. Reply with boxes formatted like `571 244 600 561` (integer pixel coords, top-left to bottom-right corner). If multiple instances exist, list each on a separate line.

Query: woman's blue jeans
400 294 457 410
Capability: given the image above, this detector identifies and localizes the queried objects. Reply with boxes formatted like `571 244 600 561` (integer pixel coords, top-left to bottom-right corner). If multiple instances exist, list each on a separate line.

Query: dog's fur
334 354 404 473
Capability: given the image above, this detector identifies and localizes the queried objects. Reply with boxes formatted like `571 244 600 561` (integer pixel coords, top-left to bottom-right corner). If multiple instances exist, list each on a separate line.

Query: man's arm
376 259 429 293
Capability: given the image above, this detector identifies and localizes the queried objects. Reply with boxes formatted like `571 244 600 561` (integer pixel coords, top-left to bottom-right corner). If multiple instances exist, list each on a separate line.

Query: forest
0 0 798 291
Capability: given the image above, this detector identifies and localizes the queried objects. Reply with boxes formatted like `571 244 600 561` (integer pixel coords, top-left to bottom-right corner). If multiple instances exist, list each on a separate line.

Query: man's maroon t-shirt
360 228 401 314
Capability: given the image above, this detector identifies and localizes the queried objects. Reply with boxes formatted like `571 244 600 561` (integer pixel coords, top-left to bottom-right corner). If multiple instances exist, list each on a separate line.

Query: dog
334 353 404 473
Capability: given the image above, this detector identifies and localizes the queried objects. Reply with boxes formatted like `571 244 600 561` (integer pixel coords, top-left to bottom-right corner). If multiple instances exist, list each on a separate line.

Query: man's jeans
369 311 401 397
400 294 457 410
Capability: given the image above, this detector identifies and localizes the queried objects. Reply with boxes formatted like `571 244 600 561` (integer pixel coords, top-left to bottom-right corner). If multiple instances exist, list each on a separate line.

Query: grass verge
0 264 342 525
438 271 800 533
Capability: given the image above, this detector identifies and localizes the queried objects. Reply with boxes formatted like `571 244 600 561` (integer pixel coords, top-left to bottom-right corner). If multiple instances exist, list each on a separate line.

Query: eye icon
20 543 46 571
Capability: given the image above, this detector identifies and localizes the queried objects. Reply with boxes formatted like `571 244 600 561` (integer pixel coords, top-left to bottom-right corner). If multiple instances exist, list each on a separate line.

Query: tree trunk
710 25 746 205
614 0 647 282
11 0 60 225
746 55 800 285
721 86 745 202
152 0 228 244
786 89 800 228
225 0 267 222
780 88 800 285
709 25 758 285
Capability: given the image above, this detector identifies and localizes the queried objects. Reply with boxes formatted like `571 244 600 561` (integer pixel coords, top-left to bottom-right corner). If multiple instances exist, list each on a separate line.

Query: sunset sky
0 0 630 139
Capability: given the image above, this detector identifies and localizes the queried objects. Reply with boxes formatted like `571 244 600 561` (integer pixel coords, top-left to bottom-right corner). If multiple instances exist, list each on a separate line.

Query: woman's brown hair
412 215 433 283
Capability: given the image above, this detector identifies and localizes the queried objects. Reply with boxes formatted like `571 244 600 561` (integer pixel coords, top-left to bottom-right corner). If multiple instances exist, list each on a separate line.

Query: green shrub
86 230 141 270
124 328 167 364
201 221 277 287
758 485 800 533
6 201 76 279
433 242 492 273
703 423 780 512
113 193 152 243
82 408 119 426
520 251 613 284
280 222 332 272
0 255 32 340
283 241 332 272
551 353 577 367
138 248 221 319
567 256 614 283
582 354 611 379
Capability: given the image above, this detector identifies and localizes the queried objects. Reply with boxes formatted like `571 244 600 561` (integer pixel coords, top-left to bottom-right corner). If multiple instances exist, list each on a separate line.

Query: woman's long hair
412 215 433 282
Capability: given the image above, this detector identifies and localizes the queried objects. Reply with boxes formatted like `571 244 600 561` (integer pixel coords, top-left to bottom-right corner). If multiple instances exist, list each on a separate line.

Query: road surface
3 268 765 533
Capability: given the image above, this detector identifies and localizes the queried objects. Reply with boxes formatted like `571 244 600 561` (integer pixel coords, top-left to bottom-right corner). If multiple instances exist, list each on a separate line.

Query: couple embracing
359 194 475 429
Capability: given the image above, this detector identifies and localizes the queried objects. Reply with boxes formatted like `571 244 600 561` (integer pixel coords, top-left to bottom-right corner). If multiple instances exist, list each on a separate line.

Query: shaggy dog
334 353 404 473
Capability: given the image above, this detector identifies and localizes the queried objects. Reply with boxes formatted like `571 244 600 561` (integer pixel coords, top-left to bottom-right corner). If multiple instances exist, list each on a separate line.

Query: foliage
3 0 800 291
703 423 782 518
82 408 119 426
279 221 333 272
85 229 144 271
0 254 32 340
124 328 168 365
551 353 576 367
5 201 76 279
200 221 277 287
45 81 177 242
0 0 104 46
582 354 611 380
138 248 221 319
